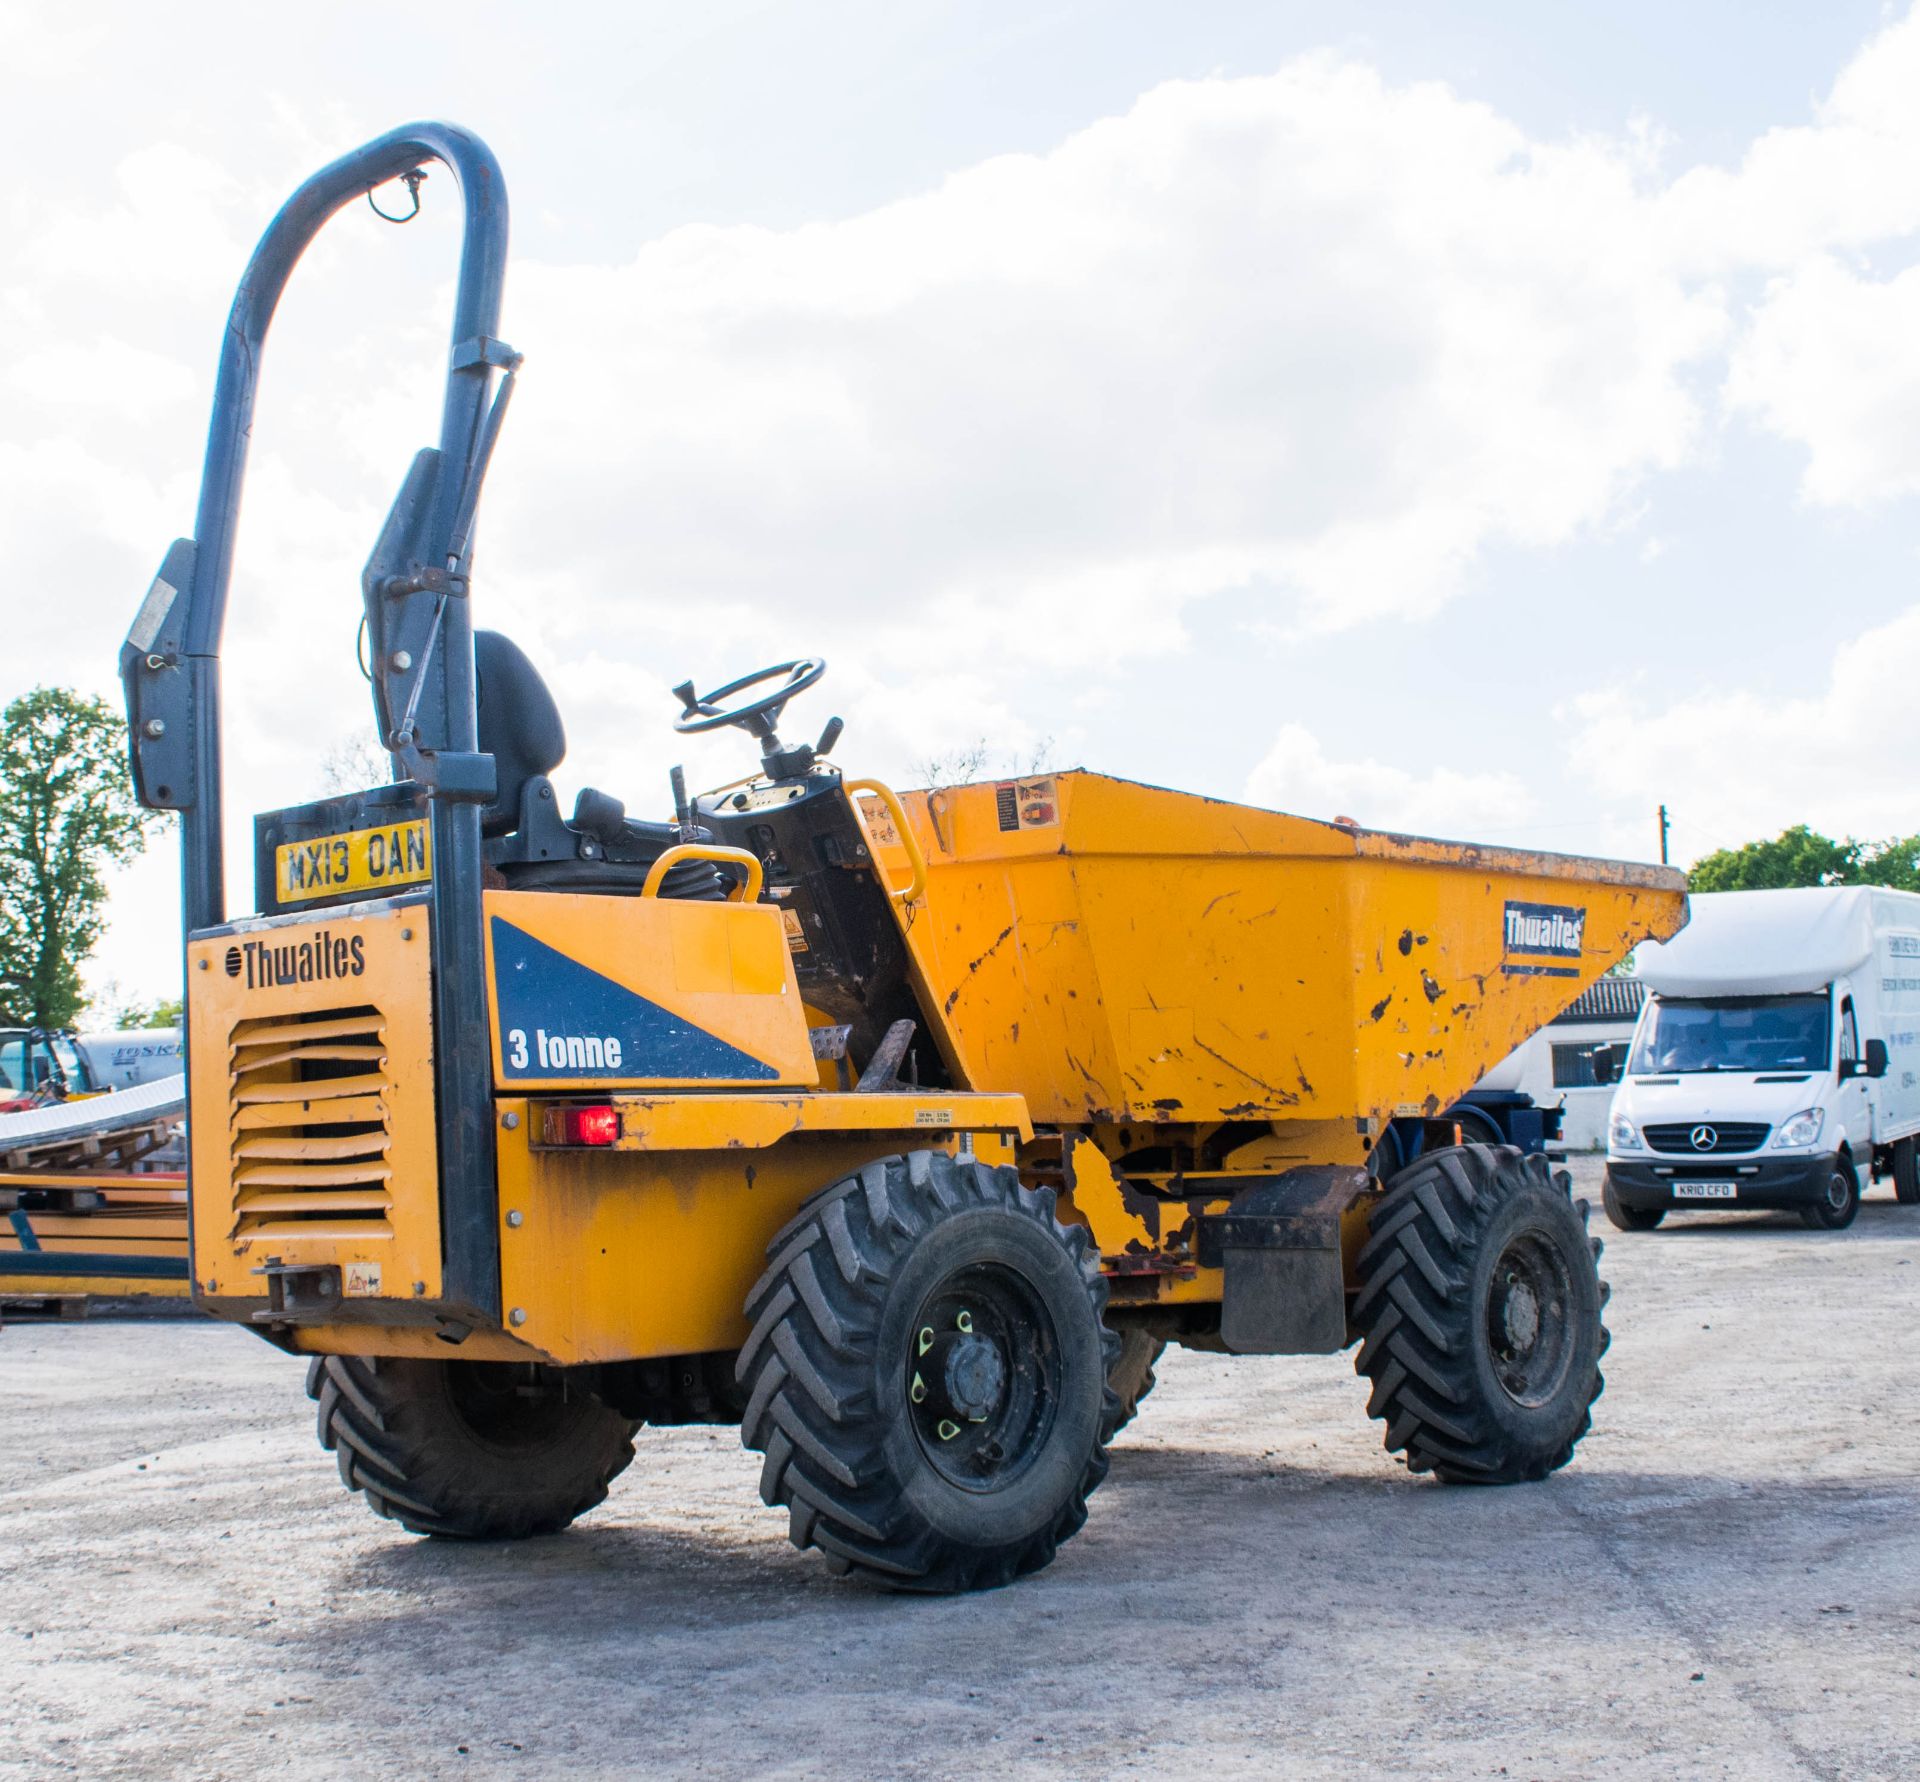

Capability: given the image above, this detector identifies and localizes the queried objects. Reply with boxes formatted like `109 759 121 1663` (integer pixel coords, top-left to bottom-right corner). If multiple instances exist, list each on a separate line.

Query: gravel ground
2 1157 1918 1780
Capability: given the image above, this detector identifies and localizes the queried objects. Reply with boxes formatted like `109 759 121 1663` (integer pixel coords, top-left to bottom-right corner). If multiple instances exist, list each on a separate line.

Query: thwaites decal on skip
1501 900 1586 978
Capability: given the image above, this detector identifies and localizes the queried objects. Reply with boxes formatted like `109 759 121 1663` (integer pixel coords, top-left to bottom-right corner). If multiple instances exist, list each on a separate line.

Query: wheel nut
936 1419 961 1442
910 1372 926 1404
917 1327 934 1356
955 1310 973 1333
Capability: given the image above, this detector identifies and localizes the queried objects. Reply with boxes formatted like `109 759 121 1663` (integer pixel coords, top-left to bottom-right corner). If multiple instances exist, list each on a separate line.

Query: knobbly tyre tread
1352 1144 1609 1485
1894 1138 1920 1206
1107 1328 1166 1435
736 1149 1121 1593
305 1355 639 1539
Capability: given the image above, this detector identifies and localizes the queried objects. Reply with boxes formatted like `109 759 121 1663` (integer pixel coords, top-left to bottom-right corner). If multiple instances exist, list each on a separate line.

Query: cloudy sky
5 0 1919 1008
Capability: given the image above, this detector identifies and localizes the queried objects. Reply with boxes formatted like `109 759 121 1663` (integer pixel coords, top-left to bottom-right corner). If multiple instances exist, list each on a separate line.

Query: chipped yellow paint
870 770 1687 1130
594 1089 1031 1151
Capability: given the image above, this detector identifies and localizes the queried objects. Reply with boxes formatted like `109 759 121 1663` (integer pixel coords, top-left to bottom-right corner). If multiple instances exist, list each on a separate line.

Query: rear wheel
1107 1326 1166 1434
736 1150 1119 1592
1799 1157 1860 1231
306 1355 638 1538
1893 1138 1920 1206
1352 1144 1608 1484
1603 1174 1665 1232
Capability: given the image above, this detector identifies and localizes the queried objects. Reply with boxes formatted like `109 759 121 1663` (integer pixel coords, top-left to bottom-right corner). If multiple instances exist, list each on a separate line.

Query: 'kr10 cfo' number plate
276 819 432 904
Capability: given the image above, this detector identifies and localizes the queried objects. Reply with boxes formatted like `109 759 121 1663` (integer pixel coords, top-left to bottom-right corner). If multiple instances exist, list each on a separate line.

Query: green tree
0 688 155 1028
123 995 184 1029
1689 825 1920 894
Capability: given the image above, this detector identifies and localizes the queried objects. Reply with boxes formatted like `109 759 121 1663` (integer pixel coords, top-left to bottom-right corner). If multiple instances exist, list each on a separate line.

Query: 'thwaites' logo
225 929 366 989
1503 900 1586 958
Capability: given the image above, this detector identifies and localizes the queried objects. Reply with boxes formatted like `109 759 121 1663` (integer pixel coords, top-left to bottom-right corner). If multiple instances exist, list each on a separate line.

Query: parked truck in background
1601 887 1920 1232
72 1029 185 1092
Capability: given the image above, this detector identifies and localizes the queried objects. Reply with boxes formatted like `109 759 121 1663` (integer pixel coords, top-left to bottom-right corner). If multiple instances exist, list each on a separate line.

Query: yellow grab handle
641 843 764 903
845 777 928 906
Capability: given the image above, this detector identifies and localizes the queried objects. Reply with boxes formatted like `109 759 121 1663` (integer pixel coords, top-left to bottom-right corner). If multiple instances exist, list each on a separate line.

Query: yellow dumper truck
119 125 1687 1592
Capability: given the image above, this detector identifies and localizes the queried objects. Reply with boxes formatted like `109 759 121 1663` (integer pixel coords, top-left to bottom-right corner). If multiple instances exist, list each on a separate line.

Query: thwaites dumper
121 126 1687 1593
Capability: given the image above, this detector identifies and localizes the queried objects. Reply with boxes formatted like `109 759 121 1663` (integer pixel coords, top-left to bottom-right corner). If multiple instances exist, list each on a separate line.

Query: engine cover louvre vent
227 1005 393 1240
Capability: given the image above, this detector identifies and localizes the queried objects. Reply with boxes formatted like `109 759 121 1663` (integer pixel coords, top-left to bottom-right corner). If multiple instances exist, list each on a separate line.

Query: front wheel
1352 1144 1608 1484
1799 1157 1861 1231
1603 1174 1665 1232
736 1150 1119 1592
307 1356 639 1538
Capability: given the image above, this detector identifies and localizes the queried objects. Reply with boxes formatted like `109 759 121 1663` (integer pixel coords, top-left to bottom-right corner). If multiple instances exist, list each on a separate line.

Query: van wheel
307 1356 638 1538
1353 1144 1608 1484
1603 1175 1665 1232
1893 1138 1920 1205
1799 1158 1860 1231
736 1150 1120 1593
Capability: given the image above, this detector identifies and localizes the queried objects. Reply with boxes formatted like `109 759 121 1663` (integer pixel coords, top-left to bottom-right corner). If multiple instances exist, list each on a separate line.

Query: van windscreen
1628 994 1830 1075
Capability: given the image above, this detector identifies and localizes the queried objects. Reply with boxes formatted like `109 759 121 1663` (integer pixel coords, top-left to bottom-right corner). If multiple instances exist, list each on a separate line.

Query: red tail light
547 1104 622 1146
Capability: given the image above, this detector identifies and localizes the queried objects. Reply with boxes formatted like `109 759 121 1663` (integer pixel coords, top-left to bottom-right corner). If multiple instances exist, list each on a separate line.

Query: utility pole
1658 804 1671 867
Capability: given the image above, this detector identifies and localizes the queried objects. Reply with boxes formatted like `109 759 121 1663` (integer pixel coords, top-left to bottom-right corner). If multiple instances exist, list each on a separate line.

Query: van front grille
227 1006 392 1239
1643 1121 1771 1155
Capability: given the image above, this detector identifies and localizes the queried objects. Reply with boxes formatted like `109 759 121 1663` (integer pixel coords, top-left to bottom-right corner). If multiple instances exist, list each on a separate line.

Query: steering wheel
672 659 825 737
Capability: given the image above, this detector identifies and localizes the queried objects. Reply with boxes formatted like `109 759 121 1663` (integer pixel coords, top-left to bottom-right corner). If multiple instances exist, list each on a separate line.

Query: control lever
815 716 844 758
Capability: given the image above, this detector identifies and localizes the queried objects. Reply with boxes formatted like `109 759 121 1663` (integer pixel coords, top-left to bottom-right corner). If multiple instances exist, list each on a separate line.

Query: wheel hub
1484 1228 1576 1408
906 1271 1060 1490
933 1330 1006 1422
1499 1276 1541 1353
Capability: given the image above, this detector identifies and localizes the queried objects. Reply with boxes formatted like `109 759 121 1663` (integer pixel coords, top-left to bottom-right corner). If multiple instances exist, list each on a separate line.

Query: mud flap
1196 1165 1369 1354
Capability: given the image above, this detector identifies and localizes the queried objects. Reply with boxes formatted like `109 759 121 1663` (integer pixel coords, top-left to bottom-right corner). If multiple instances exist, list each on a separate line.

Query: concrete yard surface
2 1159 1918 1780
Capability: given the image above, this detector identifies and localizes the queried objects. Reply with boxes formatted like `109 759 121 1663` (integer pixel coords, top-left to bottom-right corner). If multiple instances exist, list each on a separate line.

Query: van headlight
1772 1108 1824 1149
1609 1111 1642 1152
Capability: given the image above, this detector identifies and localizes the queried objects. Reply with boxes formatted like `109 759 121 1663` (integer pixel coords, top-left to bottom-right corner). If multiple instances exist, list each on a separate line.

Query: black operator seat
473 629 729 899
475 630 566 840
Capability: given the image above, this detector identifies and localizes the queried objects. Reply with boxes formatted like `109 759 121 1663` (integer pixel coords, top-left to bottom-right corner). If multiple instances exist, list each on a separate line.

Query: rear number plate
276 819 431 904
1674 1181 1737 1200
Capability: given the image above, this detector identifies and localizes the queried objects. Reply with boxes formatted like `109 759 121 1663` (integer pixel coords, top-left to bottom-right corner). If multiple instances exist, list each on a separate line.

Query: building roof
1554 976 1647 1026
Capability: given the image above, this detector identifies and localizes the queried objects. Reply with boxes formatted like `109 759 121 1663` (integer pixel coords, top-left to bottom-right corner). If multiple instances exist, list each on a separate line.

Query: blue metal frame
122 123 513 1326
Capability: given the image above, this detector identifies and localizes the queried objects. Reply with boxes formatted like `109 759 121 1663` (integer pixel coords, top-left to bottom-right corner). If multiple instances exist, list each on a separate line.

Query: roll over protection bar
120 122 515 1324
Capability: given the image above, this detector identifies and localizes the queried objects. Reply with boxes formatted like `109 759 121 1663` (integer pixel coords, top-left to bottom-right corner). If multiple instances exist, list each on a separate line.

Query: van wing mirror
1590 1044 1617 1086
1864 1038 1889 1080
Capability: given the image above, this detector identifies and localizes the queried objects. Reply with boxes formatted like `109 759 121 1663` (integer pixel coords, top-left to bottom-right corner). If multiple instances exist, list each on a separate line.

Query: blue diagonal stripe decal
491 916 778 1081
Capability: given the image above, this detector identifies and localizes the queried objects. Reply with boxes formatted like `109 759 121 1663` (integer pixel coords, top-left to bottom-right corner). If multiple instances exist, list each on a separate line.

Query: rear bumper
1607 1152 1840 1210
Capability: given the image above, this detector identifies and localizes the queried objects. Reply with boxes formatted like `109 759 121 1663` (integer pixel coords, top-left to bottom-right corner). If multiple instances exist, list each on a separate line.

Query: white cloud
1726 256 1920 506
486 55 1722 664
1564 606 1920 854
1659 9 1920 274
1245 721 1535 838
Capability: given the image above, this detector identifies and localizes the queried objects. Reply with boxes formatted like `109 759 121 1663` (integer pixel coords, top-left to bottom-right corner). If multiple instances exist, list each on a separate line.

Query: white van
1601 887 1920 1232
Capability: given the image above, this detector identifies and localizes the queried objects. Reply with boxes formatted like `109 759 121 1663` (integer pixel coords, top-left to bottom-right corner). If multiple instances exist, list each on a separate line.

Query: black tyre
306 1355 638 1538
1603 1173 1665 1232
1894 1138 1920 1206
736 1149 1119 1593
1799 1157 1860 1231
1447 1105 1504 1149
1352 1143 1608 1484
1107 1326 1166 1434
